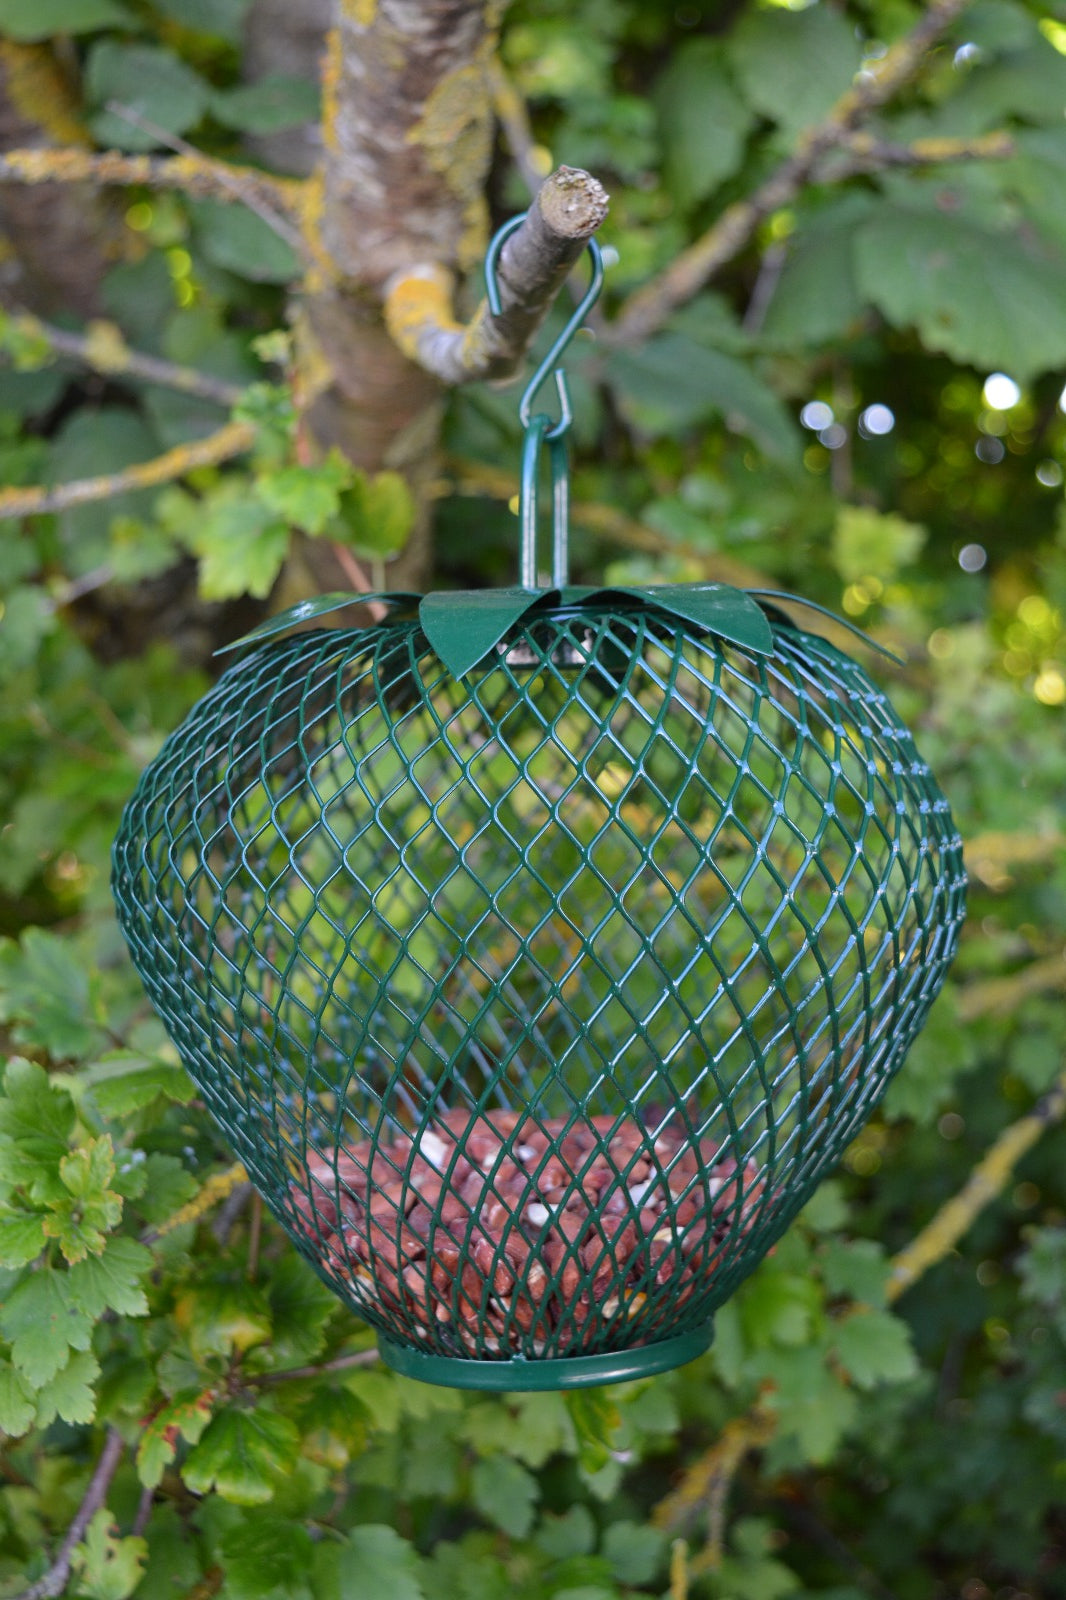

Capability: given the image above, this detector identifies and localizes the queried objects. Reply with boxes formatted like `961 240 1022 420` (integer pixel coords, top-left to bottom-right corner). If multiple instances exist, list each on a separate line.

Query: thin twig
105 102 308 262
131 1485 154 1540
10 1427 125 1600
1 310 242 407
489 57 548 200
250 1349 381 1386
0 420 254 521
886 1062 1066 1303
0 148 301 217
142 1161 248 1245
610 0 977 344
384 165 608 384
817 129 1013 182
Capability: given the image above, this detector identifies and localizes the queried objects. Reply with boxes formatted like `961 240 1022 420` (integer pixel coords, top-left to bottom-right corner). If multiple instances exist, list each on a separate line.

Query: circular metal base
376 1321 715 1391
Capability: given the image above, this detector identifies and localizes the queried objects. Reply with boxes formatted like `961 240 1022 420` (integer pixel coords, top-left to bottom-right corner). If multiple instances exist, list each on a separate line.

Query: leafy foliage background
0 0 1065 1596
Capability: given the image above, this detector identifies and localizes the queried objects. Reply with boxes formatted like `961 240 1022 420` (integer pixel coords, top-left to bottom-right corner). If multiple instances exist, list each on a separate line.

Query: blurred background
0 0 1065 1596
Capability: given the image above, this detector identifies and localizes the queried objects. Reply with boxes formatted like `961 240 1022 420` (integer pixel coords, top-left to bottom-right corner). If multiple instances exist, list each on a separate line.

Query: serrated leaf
85 1052 195 1117
0 1270 93 1386
0 1057 74 1173
186 484 289 601
130 1154 198 1228
739 1267 820 1349
258 453 352 536
296 1387 367 1470
833 1309 918 1390
34 1349 100 1427
0 1211 46 1269
471 1455 540 1537
854 206 1066 383
174 1280 272 1362
728 6 861 140
821 1239 889 1308
218 1514 315 1600
189 199 299 285
42 1136 123 1264
331 469 416 559
0 0 130 39
182 1407 300 1504
653 40 753 209
263 1252 338 1367
0 1360 35 1437
136 1389 215 1488
87 43 211 151
759 1346 858 1461
602 1520 666 1585
317 1526 426 1600
71 1508 147 1600
66 1236 152 1319
210 74 319 135
0 929 104 1060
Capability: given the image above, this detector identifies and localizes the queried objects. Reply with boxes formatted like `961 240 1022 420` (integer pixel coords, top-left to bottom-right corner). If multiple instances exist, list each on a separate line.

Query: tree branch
886 1062 1066 1303
142 1161 248 1245
0 147 302 218
610 0 976 344
11 1427 125 1600
2 310 243 407
250 1348 381 1386
384 165 608 383
0 420 253 521
817 129 1013 182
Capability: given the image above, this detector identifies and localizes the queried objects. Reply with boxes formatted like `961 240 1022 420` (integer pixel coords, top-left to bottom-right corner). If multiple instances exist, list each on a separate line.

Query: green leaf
854 206 1066 383
0 0 130 39
71 1508 147 1600
187 484 289 601
564 1388 624 1475
35 1348 100 1427
130 1154 198 1228
739 1267 820 1349
189 199 300 285
471 1455 540 1538
759 1346 858 1462
85 1052 196 1117
728 6 861 141
210 75 320 135
760 198 871 348
821 1239 889 1309
296 1387 367 1469
832 505 926 584
0 1269 93 1386
317 1526 426 1600
258 452 352 536
0 586 52 677
331 469 417 559
41 1136 123 1264
136 1389 214 1488
534 1505 597 1560
263 1252 338 1367
66 1237 152 1319
0 928 103 1060
0 1211 46 1269
608 335 800 462
174 1280 272 1362
0 1057 74 1170
86 43 211 151
218 1515 314 1600
151 0 250 41
653 40 753 209
601 1521 666 1585
833 1308 919 1390
0 1360 35 1437
182 1406 300 1504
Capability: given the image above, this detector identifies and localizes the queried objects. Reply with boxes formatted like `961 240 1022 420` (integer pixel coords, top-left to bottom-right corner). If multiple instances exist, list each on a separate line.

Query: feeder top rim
216 582 901 679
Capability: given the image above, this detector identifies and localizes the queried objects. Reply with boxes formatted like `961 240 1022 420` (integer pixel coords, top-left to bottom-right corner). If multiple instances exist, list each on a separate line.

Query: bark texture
0 43 115 316
293 0 506 596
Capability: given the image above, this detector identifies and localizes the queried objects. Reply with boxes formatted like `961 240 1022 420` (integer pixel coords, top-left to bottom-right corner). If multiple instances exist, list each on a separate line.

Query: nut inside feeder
111 222 966 1390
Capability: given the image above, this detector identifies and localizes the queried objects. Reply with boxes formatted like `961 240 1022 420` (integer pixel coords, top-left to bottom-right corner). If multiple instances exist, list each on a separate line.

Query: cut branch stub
385 165 609 385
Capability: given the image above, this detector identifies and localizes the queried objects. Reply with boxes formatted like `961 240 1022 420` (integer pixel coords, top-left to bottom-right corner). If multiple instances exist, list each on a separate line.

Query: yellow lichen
320 27 344 155
406 45 496 269
342 0 378 22
384 268 460 364
83 320 130 375
0 40 86 147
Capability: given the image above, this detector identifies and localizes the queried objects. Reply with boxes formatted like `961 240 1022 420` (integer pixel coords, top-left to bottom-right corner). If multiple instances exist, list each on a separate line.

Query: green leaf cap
216 582 898 678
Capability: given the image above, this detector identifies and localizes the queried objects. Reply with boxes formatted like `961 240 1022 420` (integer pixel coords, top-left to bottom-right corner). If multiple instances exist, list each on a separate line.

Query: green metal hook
484 213 604 589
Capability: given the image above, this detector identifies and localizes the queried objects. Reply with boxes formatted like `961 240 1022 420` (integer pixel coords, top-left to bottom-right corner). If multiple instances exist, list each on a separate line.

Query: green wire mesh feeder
112 220 966 1390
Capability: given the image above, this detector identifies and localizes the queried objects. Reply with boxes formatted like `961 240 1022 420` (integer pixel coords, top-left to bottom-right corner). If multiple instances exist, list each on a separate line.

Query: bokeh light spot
958 543 987 573
1035 460 1062 487
800 400 833 431
982 373 1020 410
1033 668 1065 706
859 403 895 437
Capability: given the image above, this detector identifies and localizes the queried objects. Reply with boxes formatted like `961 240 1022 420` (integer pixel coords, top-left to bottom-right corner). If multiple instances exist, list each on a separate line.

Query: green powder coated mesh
111 598 966 1389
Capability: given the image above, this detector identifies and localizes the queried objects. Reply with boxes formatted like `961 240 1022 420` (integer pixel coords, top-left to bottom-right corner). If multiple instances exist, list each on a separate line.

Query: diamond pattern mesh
112 601 966 1379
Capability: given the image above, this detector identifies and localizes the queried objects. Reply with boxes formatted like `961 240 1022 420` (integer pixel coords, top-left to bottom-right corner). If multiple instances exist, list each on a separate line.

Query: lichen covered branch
0 146 303 216
0 420 253 521
384 164 608 384
2 310 243 407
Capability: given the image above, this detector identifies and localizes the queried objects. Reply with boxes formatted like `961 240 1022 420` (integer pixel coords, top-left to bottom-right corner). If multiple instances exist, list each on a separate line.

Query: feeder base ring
376 1321 715 1391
